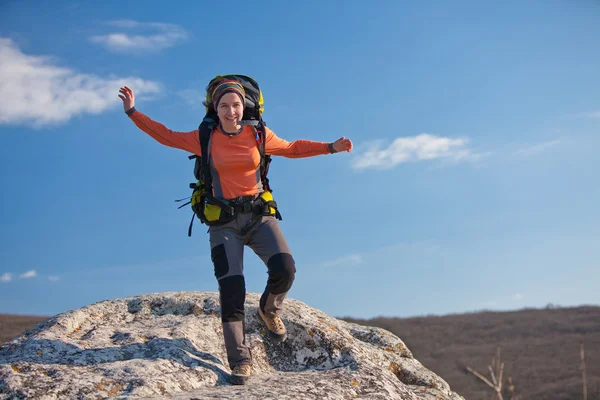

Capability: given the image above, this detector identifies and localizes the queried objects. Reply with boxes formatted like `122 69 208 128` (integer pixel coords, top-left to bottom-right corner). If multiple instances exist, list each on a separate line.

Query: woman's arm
119 86 201 155
264 126 352 158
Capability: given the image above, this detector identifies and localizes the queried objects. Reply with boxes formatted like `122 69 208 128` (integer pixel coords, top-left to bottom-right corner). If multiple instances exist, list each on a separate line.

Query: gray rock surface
0 292 464 399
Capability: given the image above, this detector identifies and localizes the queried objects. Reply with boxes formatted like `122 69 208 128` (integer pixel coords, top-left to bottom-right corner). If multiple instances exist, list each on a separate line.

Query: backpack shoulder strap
255 120 273 193
198 117 214 188
197 117 234 214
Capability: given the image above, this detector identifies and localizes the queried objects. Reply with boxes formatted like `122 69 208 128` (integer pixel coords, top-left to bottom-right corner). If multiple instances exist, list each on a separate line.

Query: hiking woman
118 81 352 384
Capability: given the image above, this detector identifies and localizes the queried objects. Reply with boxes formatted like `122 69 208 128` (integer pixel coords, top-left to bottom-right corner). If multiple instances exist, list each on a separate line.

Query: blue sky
1 0 599 319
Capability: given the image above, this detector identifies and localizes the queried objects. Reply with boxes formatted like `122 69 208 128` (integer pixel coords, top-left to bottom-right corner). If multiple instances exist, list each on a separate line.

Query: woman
118 80 352 385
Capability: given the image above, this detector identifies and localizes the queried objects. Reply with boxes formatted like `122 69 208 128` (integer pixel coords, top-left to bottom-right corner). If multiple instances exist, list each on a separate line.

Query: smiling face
216 92 244 132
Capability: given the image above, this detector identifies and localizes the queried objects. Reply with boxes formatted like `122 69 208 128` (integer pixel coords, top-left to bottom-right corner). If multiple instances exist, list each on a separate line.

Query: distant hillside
0 314 49 344
342 305 600 400
2 306 599 399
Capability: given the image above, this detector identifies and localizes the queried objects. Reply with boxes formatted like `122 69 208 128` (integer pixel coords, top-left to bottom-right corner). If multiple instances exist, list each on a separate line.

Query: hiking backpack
176 75 281 236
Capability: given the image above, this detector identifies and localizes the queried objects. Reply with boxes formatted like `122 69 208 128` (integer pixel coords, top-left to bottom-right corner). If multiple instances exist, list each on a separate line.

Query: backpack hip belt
230 192 281 218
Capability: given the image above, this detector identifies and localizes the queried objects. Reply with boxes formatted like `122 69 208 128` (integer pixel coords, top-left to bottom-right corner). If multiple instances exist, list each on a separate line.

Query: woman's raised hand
118 86 135 112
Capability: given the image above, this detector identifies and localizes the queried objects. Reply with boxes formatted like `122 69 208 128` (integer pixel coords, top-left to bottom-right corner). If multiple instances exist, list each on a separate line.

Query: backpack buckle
242 202 253 213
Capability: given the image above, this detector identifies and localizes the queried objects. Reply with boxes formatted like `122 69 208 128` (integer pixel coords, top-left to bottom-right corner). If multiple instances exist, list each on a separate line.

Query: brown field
342 305 600 399
0 314 50 344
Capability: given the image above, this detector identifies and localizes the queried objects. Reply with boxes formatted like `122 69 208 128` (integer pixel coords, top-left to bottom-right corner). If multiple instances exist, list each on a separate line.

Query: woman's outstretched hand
118 86 135 112
332 136 353 153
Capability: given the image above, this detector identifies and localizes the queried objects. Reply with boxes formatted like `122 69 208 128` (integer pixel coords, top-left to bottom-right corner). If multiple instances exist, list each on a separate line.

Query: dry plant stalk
580 342 587 400
466 345 507 400
507 377 517 400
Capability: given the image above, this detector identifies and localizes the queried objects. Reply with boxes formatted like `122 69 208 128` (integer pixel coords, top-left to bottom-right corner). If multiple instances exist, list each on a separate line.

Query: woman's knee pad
266 253 296 294
218 275 246 323
211 244 229 279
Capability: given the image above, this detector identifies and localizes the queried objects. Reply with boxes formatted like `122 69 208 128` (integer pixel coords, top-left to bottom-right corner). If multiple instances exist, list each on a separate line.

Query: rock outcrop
0 292 464 399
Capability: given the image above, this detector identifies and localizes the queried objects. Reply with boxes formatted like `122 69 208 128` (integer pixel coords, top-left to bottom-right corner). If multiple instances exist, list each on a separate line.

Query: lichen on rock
0 292 464 399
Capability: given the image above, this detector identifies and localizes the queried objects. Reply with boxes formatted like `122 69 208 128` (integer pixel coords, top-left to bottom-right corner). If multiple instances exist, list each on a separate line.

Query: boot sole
256 310 288 342
230 374 248 385
267 329 287 342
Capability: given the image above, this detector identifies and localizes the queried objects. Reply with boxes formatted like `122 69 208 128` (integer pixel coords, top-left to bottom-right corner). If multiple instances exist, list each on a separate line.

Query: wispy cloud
322 254 363 267
0 38 161 127
90 19 188 53
512 293 524 301
352 134 480 169
1 270 61 283
587 111 600 119
19 270 37 279
482 301 498 308
316 241 440 268
514 139 561 156
577 110 600 119
177 88 205 106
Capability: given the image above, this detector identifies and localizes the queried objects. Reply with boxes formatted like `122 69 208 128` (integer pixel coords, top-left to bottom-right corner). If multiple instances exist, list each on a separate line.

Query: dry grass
0 313 50 344
341 305 600 400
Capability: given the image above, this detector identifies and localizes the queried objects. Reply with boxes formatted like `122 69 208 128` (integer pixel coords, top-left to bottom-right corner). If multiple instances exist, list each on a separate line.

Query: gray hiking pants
209 211 296 369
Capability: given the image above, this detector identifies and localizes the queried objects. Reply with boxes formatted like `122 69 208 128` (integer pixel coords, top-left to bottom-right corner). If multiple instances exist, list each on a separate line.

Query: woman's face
216 92 244 126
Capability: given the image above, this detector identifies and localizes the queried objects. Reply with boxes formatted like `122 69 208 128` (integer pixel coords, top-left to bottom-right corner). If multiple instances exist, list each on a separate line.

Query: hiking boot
257 307 287 342
230 364 252 385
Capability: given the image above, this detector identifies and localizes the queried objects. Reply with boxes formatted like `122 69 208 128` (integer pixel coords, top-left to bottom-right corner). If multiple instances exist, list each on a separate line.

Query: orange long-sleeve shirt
128 109 332 199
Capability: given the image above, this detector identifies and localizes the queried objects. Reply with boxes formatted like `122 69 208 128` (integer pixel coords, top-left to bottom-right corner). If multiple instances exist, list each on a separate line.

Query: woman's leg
209 220 251 369
246 216 296 318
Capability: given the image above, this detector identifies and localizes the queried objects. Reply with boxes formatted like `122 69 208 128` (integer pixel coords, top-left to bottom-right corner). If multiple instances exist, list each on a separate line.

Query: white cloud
322 254 363 267
1 273 13 283
19 270 37 279
0 38 161 127
514 139 561 156
352 133 479 169
90 19 188 53
48 276 60 282
512 293 524 301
